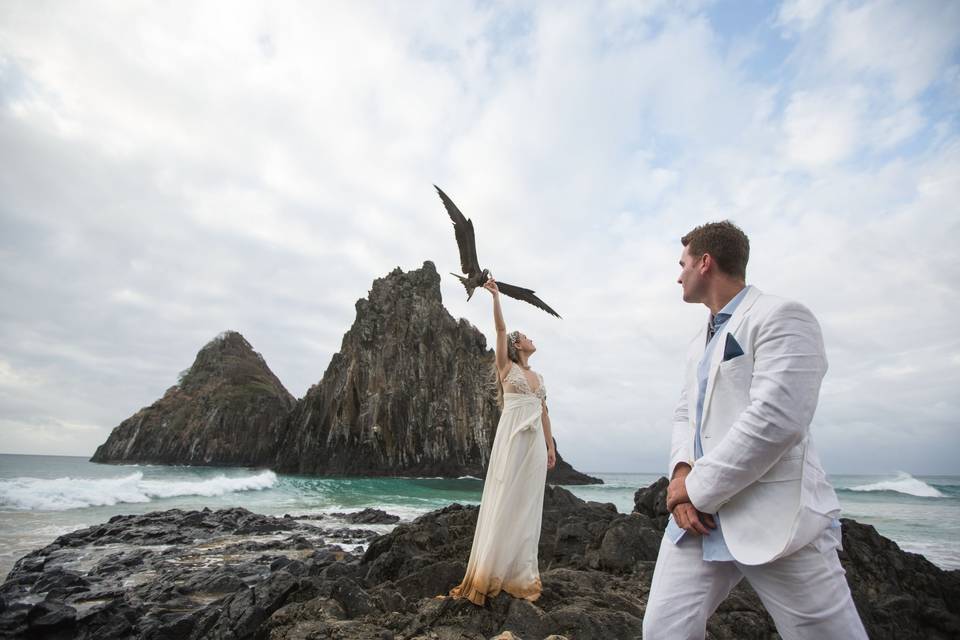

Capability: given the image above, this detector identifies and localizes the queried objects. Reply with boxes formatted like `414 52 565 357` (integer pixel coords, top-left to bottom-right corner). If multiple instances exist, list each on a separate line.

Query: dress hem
448 577 542 607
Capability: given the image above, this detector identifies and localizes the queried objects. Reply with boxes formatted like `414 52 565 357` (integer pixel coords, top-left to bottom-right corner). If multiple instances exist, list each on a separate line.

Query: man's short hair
681 221 749 280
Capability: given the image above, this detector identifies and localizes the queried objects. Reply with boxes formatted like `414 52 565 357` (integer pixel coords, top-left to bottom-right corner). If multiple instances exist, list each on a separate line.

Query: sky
0 0 958 475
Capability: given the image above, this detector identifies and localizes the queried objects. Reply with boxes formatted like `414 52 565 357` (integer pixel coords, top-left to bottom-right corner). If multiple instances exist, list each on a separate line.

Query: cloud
782 88 863 167
827 0 960 101
0 1 958 475
777 0 828 31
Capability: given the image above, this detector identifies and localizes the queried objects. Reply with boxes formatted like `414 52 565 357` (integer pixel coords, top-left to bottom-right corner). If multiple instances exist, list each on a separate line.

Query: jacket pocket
717 356 752 388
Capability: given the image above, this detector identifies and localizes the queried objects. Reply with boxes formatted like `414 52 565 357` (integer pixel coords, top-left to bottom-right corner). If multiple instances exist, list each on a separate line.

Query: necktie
707 313 730 343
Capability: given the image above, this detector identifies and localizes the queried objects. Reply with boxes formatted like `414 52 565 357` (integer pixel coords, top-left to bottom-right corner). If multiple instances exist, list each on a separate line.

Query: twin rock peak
92 261 600 485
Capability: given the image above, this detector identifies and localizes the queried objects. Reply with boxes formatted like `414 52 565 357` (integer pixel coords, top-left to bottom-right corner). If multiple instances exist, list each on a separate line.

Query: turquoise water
1 454 957 579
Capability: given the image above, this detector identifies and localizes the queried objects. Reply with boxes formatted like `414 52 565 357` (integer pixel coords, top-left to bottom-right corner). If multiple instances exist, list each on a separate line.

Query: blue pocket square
723 333 745 361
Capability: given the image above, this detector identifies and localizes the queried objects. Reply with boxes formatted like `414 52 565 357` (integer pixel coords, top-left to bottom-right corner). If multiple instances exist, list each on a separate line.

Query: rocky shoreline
1 479 957 639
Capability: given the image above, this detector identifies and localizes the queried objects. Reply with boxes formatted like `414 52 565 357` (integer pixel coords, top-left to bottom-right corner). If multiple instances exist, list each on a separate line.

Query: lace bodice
503 362 546 401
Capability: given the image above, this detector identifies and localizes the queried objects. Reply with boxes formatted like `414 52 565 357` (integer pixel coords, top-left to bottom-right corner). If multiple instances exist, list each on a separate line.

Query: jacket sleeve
685 301 827 514
668 377 693 478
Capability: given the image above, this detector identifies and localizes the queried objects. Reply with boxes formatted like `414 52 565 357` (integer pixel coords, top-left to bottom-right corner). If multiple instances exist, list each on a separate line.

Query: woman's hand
547 445 556 470
483 277 499 297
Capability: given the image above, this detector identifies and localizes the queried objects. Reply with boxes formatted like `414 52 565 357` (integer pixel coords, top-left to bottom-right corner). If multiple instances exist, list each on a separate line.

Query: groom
642 222 867 639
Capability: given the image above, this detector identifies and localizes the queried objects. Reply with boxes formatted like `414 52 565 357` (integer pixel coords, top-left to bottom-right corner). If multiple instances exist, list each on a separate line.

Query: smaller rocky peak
176 330 290 402
195 330 260 364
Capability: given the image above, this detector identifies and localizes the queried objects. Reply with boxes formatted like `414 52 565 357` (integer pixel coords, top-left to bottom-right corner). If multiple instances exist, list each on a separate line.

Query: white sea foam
848 472 945 498
0 471 278 511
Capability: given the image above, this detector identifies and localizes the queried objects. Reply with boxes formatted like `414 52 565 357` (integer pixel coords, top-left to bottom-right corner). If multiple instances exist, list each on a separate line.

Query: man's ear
699 253 713 274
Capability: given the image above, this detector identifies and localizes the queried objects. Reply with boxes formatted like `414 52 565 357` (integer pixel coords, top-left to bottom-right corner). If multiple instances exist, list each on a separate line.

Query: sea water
1 454 957 580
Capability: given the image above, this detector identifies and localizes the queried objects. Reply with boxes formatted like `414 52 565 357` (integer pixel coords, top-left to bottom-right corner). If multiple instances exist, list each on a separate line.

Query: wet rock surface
0 507 380 640
2 481 957 639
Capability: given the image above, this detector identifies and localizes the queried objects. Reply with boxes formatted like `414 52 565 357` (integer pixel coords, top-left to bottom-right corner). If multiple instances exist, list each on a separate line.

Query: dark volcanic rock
329 509 402 525
0 507 357 640
839 516 960 639
632 475 670 528
275 261 502 477
91 331 295 466
2 482 958 639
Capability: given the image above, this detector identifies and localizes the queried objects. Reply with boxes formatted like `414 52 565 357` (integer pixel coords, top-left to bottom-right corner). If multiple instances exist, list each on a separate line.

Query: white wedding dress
450 361 548 605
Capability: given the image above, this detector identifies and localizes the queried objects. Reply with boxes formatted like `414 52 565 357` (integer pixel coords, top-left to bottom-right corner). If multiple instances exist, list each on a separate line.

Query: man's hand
667 474 691 511
672 503 716 536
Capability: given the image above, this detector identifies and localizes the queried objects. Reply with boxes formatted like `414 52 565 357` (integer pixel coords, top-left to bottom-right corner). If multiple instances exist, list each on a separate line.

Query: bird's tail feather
450 273 475 300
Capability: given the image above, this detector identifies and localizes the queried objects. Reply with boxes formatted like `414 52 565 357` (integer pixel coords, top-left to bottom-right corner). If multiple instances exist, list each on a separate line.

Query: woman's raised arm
484 278 509 374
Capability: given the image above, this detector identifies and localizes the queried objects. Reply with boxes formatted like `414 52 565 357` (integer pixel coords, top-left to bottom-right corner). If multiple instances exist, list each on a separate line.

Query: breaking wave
846 472 945 498
0 471 278 511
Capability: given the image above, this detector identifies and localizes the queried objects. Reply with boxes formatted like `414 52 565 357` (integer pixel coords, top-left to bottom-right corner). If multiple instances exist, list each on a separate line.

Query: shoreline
2 457 958 580
1 481 958 639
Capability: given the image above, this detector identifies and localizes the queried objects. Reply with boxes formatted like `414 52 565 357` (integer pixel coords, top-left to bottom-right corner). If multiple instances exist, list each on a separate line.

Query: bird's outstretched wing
496 281 562 318
434 185 481 277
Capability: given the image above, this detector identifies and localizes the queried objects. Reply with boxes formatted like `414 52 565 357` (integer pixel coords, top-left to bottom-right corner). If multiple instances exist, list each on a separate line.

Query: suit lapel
700 286 762 428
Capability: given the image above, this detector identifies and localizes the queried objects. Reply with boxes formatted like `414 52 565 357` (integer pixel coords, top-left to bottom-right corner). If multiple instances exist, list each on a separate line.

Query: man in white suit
642 222 867 639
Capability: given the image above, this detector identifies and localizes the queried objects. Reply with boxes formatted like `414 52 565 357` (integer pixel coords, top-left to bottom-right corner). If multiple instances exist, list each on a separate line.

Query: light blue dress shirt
666 286 750 561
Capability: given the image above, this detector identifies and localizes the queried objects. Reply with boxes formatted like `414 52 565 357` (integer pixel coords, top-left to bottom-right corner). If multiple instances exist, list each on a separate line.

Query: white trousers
643 530 867 640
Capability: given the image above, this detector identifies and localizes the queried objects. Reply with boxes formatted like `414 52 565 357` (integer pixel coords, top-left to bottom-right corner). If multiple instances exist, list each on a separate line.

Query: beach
2 453 957 581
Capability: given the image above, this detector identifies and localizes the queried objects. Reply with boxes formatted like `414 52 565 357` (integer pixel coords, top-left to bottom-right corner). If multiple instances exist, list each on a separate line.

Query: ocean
1 454 957 580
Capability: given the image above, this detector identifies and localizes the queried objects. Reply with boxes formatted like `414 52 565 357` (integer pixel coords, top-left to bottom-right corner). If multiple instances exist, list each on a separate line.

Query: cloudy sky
1 0 958 475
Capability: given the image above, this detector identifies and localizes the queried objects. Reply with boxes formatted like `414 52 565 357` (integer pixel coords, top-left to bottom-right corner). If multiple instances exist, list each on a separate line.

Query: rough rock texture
275 261 506 477
4 480 955 639
91 331 295 465
0 507 381 640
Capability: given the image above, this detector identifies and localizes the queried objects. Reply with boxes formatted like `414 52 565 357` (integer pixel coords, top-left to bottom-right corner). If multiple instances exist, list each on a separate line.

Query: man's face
677 245 706 303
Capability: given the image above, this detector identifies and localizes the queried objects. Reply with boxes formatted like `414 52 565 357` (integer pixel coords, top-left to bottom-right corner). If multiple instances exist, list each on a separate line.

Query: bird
434 185 561 318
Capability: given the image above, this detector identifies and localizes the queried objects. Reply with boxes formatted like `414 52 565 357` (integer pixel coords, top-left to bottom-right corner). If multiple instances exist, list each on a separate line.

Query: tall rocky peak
91 331 294 466
276 261 503 476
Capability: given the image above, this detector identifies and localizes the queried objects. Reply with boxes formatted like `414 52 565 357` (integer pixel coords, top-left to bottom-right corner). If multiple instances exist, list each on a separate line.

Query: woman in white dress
449 277 557 605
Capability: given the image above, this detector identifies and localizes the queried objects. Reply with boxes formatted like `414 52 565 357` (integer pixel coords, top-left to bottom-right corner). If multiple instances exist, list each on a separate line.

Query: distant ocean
1 454 957 580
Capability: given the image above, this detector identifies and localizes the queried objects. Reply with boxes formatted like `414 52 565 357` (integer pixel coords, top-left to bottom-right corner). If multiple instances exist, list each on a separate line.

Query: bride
449 277 557 605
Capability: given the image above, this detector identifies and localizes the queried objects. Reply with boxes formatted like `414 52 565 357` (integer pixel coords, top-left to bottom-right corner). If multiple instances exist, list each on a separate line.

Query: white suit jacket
671 286 842 565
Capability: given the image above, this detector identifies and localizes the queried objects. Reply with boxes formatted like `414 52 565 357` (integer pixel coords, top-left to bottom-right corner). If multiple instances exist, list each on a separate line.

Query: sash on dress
489 393 543 481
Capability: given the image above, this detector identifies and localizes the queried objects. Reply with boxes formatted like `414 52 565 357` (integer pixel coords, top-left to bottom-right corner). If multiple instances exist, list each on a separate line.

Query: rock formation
91 262 600 483
2 480 956 639
274 262 501 477
90 331 295 466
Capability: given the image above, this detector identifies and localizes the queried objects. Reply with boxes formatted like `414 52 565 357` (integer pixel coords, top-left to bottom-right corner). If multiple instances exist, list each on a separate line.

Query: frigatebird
434 185 561 318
